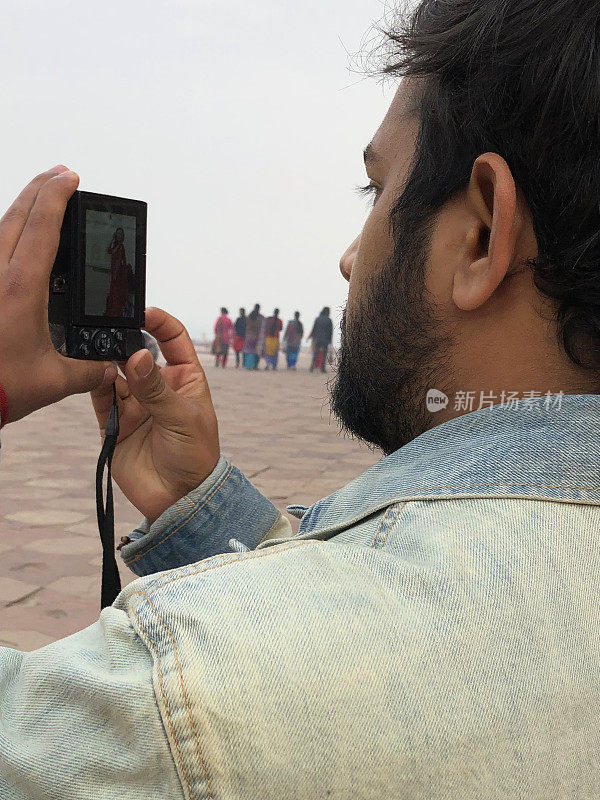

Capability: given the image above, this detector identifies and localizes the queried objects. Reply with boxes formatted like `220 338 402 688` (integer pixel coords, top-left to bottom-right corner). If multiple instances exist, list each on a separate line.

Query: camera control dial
93 330 114 357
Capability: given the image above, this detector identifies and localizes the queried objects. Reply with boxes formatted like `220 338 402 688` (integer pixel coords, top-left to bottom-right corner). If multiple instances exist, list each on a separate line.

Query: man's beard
330 217 454 456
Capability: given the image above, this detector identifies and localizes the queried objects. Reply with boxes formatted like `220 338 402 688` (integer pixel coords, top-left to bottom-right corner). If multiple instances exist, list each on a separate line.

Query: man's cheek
359 206 395 273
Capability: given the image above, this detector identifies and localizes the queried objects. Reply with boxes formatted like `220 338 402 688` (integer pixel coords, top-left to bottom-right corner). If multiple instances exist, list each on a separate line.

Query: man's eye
355 183 382 208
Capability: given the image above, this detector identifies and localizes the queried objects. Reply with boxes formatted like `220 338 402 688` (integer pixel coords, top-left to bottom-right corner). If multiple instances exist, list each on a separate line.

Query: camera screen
84 210 137 319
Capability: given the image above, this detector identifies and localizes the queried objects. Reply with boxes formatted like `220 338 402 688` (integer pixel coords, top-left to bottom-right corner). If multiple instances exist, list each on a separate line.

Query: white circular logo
426 389 449 413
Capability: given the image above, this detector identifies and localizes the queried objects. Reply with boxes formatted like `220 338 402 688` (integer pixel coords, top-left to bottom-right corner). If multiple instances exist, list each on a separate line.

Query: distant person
243 304 264 369
213 307 234 368
309 307 333 373
264 308 283 370
233 308 246 368
283 311 304 370
257 313 268 369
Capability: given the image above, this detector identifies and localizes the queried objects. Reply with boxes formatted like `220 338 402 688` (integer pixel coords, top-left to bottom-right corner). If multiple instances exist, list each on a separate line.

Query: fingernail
57 169 78 180
134 350 153 378
103 365 117 385
50 164 69 174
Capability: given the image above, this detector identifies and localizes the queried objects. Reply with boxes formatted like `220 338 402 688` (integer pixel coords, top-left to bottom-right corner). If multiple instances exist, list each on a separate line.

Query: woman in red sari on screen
105 227 131 317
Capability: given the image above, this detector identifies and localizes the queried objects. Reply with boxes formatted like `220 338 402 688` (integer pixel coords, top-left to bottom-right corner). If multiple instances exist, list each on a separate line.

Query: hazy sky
1 0 397 340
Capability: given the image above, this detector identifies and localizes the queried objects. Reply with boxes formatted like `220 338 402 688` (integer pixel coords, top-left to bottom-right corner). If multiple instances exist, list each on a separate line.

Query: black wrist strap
96 383 121 610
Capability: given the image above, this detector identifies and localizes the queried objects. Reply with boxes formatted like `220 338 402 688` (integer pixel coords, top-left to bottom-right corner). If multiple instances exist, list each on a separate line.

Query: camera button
79 343 91 357
114 330 124 343
114 345 124 359
93 331 113 357
81 329 92 341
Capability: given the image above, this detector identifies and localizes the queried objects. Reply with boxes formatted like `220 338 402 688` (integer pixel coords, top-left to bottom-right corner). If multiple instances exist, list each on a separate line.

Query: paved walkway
0 351 378 650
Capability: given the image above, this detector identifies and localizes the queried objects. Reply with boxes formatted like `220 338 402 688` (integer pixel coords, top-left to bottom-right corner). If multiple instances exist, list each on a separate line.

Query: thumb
126 349 182 424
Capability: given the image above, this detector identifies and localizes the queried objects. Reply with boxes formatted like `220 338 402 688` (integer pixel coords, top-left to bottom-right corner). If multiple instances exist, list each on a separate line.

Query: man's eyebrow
363 142 378 166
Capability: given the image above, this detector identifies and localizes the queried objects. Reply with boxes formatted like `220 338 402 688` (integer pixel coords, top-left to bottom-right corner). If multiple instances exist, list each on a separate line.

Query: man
263 307 283 370
2 1 600 797
309 306 333 372
233 306 246 367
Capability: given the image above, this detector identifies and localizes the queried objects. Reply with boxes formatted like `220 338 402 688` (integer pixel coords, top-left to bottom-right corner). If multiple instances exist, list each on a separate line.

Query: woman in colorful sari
213 307 234 368
283 311 304 370
105 227 130 316
263 308 283 370
242 304 264 370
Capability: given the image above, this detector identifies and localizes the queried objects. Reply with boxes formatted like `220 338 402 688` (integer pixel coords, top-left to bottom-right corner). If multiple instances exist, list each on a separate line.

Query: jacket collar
292 394 600 537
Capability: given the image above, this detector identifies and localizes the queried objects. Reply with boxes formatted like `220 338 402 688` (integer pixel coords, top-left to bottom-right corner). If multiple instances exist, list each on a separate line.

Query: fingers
91 372 129 426
9 170 79 296
59 357 117 399
125 348 185 426
0 166 70 263
144 307 199 367
91 371 149 441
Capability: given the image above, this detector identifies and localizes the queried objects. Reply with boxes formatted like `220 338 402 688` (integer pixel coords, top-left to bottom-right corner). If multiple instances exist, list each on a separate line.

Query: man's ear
452 153 523 311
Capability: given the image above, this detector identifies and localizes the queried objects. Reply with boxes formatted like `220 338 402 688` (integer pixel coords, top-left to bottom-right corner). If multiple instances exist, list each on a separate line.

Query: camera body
49 190 147 360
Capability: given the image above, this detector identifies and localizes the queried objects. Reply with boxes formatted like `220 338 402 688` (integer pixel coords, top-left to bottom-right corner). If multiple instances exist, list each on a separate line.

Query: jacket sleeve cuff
120 455 290 577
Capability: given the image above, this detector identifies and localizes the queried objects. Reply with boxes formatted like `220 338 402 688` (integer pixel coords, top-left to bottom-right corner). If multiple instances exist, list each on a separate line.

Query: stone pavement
0 350 378 650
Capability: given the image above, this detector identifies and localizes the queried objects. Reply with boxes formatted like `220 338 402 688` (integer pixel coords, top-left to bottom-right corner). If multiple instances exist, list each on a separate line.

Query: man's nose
339 236 361 282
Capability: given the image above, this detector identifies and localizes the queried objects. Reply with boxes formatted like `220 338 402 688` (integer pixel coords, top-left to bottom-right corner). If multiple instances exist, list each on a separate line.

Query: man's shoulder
117 526 485 669
118 540 453 783
113 516 594 797
122 539 350 617
120 538 420 654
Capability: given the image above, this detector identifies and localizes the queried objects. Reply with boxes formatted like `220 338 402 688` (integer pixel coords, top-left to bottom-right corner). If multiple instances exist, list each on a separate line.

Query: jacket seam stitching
309 483 600 537
369 480 600 493
258 511 282 545
380 503 406 547
370 502 406 548
129 605 196 800
127 540 312 600
141 593 215 800
370 504 395 548
125 463 234 566
175 500 191 516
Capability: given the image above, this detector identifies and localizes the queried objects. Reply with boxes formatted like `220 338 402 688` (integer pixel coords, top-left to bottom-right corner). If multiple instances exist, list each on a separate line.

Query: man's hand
91 307 220 524
0 167 117 423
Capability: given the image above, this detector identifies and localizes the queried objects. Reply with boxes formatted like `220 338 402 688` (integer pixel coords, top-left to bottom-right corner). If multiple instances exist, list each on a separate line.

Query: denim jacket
2 394 600 799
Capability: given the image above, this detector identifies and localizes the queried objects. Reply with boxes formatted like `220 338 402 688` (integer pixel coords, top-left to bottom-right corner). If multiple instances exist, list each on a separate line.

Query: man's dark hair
239 307 245 315
380 0 600 370
294 311 300 319
322 307 330 316
274 308 279 316
221 307 228 315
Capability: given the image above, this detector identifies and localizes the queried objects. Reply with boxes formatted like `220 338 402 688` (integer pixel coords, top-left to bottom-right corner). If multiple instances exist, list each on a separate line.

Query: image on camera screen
84 210 136 319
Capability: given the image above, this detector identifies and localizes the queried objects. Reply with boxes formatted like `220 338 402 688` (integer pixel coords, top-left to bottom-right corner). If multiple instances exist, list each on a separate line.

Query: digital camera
49 191 147 360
